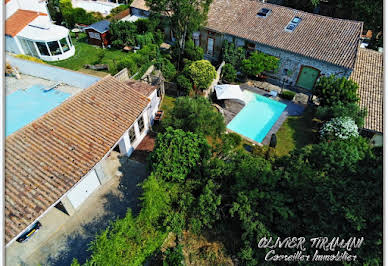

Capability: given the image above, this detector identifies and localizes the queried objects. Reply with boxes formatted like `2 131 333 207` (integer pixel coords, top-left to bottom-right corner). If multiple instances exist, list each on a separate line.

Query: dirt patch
182 231 234 266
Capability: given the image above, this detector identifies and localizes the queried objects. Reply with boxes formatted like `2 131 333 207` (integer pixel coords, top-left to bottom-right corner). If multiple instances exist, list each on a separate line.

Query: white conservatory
5 0 75 61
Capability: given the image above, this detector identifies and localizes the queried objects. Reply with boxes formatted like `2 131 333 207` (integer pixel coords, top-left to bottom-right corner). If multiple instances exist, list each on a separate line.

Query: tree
241 51 279 77
149 127 210 182
109 20 137 48
221 40 246 69
158 58 177 81
162 96 225 137
316 101 367 128
146 0 212 68
187 60 216 91
221 63 237 83
47 0 63 24
176 74 193 93
313 75 359 106
183 40 204 62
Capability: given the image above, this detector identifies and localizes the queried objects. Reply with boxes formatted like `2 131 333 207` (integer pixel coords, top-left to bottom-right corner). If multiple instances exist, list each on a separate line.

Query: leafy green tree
135 32 154 48
316 101 367 128
313 75 359 106
176 74 193 93
47 0 63 24
183 39 204 61
149 127 210 182
146 0 212 68
163 245 184 266
187 60 217 90
221 63 237 83
158 58 177 81
194 180 221 230
109 20 137 48
221 40 246 68
240 51 279 77
162 96 225 137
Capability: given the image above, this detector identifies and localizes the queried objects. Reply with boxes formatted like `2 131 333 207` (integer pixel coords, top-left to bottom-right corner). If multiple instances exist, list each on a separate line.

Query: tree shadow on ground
45 157 148 266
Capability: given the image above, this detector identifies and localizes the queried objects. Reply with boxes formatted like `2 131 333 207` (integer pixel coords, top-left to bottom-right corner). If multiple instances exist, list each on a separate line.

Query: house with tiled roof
350 48 383 145
194 0 363 90
5 0 75 61
5 58 162 247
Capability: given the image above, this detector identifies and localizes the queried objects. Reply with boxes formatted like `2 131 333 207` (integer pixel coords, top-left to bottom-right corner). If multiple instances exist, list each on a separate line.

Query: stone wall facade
198 30 352 88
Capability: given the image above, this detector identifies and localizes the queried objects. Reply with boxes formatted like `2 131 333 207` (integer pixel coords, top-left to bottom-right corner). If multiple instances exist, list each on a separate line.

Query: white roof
120 14 148 22
17 16 69 42
72 0 119 15
215 84 246 103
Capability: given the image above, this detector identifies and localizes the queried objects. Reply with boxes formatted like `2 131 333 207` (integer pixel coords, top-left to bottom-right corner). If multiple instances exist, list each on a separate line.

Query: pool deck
222 84 306 145
6 74 82 96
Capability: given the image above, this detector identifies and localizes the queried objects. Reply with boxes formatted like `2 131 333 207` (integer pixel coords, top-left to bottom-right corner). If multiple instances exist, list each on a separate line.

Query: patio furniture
123 46 133 52
154 110 164 124
269 90 278 97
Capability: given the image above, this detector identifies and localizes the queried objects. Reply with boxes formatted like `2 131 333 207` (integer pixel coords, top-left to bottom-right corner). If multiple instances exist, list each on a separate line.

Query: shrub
162 96 226 137
15 54 45 64
221 63 237 83
110 4 129 17
221 40 246 68
183 40 204 61
187 60 217 91
163 245 184 266
320 117 359 140
136 32 154 48
313 75 359 106
316 101 367 128
280 90 296 100
241 51 279 77
117 57 138 75
176 74 193 93
159 58 176 81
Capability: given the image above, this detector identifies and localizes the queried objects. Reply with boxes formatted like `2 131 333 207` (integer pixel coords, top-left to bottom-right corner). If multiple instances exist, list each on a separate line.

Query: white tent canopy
215 84 246 103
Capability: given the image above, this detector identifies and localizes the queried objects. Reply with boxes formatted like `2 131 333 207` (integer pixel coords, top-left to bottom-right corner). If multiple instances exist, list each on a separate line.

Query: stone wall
198 31 352 86
253 42 352 86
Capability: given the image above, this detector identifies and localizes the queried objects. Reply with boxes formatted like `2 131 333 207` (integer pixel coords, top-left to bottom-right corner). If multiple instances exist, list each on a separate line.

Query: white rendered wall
5 36 22 54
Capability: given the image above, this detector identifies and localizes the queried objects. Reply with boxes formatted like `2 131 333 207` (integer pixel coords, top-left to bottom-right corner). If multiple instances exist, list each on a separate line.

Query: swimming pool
227 90 287 143
6 85 71 136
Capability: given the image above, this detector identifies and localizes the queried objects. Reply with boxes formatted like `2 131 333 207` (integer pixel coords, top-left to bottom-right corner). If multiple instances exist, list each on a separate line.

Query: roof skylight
257 8 271 18
285 16 302 32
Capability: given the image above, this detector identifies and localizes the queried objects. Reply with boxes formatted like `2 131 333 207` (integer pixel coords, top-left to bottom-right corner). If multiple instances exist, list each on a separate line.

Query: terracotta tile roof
5 76 150 244
125 80 156 97
350 48 383 133
5 9 47 37
130 0 149 11
206 0 362 69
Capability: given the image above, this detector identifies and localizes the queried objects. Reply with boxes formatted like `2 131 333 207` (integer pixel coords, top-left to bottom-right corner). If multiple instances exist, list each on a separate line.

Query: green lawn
275 107 316 156
47 33 125 74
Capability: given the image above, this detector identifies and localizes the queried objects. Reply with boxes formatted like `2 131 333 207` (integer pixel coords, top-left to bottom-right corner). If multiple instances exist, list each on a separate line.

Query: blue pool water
227 91 287 143
6 85 71 136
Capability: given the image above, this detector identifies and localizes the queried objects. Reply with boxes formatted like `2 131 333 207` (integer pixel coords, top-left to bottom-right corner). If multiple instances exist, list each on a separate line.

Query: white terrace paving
6 153 148 266
6 74 82 96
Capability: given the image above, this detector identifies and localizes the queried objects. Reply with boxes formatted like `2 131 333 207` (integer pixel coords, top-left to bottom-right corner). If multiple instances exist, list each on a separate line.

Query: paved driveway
11 156 148 266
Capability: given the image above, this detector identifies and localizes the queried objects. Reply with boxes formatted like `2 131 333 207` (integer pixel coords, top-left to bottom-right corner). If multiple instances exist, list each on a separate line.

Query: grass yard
275 107 316 156
47 33 126 75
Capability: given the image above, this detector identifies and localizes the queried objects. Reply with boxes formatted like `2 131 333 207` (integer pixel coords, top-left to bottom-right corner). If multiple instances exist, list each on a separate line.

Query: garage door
67 170 101 209
296 66 320 90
